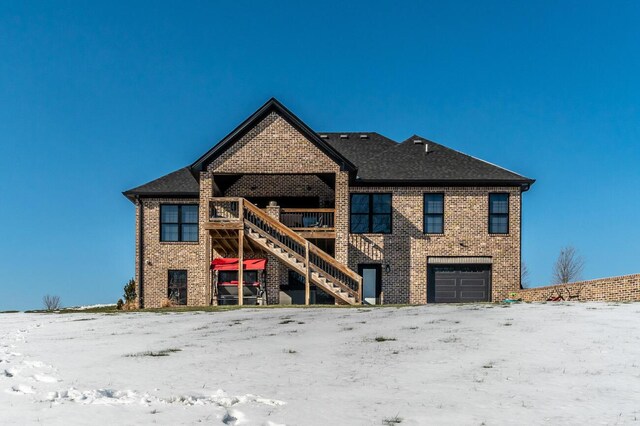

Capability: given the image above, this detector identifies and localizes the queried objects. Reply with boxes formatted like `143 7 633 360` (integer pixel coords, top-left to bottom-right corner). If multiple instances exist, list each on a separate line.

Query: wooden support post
205 231 213 305
304 240 310 305
238 228 244 306
358 276 363 304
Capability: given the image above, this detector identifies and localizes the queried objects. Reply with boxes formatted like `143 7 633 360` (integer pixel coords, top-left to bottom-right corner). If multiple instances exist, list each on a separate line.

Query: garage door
428 265 491 303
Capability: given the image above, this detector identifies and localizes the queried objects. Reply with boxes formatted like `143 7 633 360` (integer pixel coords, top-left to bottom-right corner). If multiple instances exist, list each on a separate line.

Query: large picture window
350 193 392 234
489 193 509 234
161 204 199 242
168 270 187 305
424 193 444 234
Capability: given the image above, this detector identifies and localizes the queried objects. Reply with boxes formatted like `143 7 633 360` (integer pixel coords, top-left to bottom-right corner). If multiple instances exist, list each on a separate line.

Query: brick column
199 171 213 305
264 202 284 304
334 171 349 265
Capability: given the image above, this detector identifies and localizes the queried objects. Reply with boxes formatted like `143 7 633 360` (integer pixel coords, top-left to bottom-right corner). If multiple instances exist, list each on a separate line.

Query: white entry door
360 265 381 305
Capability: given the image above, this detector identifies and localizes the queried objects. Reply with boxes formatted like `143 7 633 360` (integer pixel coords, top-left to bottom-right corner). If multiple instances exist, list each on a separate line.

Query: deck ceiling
208 229 264 257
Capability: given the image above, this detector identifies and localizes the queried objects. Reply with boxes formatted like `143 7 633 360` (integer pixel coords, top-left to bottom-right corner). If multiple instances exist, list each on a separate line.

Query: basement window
350 193 392 234
489 193 509 234
161 204 199 242
168 270 187 305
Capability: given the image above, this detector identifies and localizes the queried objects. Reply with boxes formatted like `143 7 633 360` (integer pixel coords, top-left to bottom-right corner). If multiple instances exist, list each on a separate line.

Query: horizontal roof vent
413 139 423 144
340 134 349 139
359 134 369 139
319 134 328 139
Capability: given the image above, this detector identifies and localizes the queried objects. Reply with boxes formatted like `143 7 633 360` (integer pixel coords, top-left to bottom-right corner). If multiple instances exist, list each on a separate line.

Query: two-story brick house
123 98 534 308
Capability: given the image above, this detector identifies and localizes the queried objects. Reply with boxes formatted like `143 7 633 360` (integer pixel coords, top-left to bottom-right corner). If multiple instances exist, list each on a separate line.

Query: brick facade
137 198 206 308
348 186 521 303
134 110 526 307
515 274 640 302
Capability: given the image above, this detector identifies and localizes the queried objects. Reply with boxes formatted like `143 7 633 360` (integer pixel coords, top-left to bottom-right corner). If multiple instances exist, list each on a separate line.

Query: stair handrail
241 199 362 302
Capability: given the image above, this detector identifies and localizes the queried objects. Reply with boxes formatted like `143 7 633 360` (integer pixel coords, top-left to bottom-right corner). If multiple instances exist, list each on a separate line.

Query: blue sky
1 1 638 310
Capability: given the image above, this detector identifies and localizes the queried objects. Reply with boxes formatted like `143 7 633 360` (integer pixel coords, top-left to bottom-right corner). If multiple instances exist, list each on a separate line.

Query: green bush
123 279 136 303
116 299 124 310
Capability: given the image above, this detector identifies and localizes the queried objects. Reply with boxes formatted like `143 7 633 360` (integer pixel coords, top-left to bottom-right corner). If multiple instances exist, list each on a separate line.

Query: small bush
123 279 136 303
374 336 397 342
160 298 176 308
43 295 61 311
116 299 124 310
383 415 403 425
125 348 181 357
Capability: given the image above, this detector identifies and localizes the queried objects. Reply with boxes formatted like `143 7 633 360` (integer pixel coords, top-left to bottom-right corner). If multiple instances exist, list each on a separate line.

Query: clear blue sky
1 1 638 310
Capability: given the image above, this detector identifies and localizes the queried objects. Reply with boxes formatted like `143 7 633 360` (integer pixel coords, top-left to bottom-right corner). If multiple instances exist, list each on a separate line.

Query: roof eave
352 178 535 191
122 191 200 203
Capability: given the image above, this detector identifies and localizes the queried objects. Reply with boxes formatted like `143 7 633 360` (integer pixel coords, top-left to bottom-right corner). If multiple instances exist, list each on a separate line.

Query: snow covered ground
1 303 639 425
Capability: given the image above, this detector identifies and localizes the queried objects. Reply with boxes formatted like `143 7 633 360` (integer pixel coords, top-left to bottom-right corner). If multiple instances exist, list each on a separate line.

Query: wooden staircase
207 198 362 305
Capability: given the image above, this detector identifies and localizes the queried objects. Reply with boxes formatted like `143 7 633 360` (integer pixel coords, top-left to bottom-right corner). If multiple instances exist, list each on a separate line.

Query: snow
62 304 116 311
1 303 640 425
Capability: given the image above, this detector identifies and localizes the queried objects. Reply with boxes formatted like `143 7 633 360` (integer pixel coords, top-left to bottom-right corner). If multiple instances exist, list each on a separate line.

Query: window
161 204 199 242
350 193 392 234
489 193 509 234
168 270 187 305
424 193 444 234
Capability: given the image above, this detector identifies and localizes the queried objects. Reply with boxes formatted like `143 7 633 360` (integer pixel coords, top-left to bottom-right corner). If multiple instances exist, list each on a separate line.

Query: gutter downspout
519 188 523 290
136 196 145 308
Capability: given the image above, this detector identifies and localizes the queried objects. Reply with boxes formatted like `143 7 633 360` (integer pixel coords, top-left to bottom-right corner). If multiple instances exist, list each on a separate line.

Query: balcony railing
279 208 334 230
209 197 241 222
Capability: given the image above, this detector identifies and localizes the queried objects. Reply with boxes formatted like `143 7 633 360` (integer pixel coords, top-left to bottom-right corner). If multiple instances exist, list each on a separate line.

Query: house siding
348 186 521 303
138 198 206 308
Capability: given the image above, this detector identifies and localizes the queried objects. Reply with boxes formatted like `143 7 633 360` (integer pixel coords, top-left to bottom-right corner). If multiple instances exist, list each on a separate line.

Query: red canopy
211 258 267 271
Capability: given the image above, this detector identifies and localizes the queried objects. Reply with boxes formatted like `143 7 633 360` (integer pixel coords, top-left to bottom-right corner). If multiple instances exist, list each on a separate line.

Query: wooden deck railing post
238 227 244 306
240 198 364 305
305 240 310 305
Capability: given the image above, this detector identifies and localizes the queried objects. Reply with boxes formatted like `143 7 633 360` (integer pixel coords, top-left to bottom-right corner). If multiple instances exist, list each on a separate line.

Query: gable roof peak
190 97 357 173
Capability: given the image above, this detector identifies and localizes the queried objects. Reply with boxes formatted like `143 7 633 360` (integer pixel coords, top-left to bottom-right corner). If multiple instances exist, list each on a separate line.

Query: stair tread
243 216 361 305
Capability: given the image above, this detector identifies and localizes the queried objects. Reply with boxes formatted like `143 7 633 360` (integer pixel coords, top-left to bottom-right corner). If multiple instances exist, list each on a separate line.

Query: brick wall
204 111 346 305
209 112 341 174
348 186 522 304
515 274 640 302
138 198 206 308
135 110 525 307
225 174 335 207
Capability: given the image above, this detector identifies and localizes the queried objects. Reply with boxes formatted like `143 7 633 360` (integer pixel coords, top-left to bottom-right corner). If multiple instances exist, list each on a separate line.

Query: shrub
43 295 61 311
160 298 175 308
116 299 124 310
123 279 136 303
374 336 397 342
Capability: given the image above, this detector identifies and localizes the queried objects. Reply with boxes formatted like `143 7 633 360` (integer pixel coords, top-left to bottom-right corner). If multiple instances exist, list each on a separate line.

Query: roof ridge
410 134 532 180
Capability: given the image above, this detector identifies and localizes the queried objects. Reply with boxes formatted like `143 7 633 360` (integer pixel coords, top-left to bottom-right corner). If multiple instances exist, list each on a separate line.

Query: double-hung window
350 194 392 234
424 193 444 234
488 193 509 234
161 204 199 242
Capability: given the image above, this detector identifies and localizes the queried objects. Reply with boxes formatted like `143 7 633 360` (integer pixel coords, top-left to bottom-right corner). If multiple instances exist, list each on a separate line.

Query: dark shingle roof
123 167 199 201
350 135 534 184
320 132 397 169
123 99 533 203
